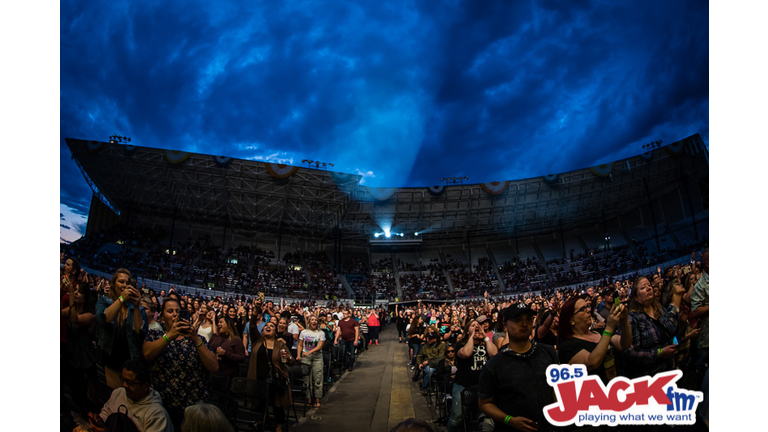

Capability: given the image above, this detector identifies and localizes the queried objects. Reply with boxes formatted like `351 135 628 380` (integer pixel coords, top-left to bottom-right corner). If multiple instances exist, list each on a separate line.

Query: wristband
504 415 512 426
162 334 170 344
602 330 613 338
658 348 663 357
195 340 204 348
118 295 124 304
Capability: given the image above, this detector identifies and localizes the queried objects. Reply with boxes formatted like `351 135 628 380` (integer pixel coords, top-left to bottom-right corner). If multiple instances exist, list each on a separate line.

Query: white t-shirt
287 322 300 350
299 329 326 354
197 322 214 342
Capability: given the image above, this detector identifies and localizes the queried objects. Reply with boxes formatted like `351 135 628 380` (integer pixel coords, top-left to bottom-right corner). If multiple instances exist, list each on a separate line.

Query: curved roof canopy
66 134 708 244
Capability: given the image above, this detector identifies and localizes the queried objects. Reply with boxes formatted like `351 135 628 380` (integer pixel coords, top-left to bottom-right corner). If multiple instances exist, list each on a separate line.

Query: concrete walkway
290 326 444 432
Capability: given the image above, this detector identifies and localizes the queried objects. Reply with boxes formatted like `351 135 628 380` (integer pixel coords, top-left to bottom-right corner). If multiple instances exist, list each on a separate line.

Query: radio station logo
543 364 703 427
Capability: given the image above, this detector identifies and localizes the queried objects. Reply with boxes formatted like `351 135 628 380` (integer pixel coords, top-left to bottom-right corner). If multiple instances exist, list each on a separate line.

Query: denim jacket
95 296 148 360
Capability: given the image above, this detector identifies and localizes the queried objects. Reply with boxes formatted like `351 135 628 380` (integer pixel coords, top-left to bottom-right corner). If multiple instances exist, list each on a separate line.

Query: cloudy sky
58 0 709 243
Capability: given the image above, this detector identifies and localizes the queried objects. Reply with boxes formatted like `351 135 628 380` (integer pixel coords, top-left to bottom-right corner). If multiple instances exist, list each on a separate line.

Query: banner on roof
332 171 351 182
665 140 685 155
427 185 445 196
213 156 233 168
265 163 299 179
480 181 509 195
163 150 191 164
368 187 397 201
589 162 614 177
86 141 105 154
542 174 560 185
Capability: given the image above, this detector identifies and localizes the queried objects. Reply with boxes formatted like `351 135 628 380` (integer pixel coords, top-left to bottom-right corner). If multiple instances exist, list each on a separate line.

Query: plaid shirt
690 271 709 350
623 305 679 378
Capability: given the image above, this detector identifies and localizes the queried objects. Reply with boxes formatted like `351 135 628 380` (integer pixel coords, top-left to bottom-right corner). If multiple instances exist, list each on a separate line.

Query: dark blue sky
59 0 709 242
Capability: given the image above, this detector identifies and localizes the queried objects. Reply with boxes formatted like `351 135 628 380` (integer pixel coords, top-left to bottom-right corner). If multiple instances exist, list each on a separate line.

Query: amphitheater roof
65 134 709 243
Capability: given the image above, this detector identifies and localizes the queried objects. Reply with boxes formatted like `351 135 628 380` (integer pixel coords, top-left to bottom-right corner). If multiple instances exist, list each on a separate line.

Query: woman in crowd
208 316 246 378
461 308 478 329
434 343 458 382
534 301 559 347
245 320 294 432
181 403 234 432
61 256 81 299
557 295 632 385
297 315 326 408
623 275 685 379
408 315 426 367
359 312 370 351
96 268 147 389
447 319 498 432
395 307 408 343
235 305 248 336
663 277 702 387
63 281 98 414
143 297 219 429
275 316 292 347
444 316 463 346
61 257 82 359
367 308 381 346
195 304 217 343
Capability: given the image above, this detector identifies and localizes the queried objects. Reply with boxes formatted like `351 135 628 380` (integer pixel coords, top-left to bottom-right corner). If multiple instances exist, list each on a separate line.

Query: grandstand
63 134 709 301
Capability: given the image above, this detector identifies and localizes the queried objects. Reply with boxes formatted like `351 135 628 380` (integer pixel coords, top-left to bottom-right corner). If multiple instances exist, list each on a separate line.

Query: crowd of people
60 242 709 432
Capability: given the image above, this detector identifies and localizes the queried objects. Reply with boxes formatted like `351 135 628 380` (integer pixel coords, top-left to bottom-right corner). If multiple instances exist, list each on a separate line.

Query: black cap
503 303 537 321
427 332 438 339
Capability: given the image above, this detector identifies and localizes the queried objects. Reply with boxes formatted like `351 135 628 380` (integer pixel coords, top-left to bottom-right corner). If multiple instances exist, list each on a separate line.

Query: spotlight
414 232 419 236
385 232 391 239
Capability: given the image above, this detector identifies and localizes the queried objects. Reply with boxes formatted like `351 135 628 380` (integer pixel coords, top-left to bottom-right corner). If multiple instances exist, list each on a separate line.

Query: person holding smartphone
142 297 219 430
95 269 148 390
622 275 686 379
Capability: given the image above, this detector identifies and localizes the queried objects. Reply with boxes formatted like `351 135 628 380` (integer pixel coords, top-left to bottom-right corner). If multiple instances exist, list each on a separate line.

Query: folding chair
229 377 271 432
461 387 480 432
288 363 313 419
210 373 231 395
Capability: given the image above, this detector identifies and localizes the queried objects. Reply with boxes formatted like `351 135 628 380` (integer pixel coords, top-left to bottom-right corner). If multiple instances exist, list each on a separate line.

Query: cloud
60 0 708 231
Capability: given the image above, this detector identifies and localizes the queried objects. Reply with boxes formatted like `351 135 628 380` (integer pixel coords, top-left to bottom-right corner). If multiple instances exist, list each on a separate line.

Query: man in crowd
78 359 173 432
478 303 559 432
334 309 359 372
691 247 709 370
413 331 445 394
243 305 265 356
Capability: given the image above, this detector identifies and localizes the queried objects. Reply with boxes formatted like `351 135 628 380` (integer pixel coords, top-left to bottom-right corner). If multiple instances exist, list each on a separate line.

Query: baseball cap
476 315 489 324
503 303 537 321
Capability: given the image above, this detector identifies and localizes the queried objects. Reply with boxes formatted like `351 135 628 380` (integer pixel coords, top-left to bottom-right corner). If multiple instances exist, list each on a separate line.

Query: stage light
414 232 419 236
385 232 391 239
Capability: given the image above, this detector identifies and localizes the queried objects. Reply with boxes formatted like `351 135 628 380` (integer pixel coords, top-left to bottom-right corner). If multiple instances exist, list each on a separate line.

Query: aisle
291 326 442 432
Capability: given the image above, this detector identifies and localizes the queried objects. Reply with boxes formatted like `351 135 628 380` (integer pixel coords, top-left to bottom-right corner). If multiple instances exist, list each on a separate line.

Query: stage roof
66 134 709 243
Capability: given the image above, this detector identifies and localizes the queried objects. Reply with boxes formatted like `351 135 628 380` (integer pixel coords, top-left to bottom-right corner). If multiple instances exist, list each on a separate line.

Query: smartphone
672 336 679 345
180 310 191 321
613 291 620 306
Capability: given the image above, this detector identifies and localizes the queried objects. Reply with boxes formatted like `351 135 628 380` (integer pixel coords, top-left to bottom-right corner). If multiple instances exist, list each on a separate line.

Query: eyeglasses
576 306 592 314
446 350 455 353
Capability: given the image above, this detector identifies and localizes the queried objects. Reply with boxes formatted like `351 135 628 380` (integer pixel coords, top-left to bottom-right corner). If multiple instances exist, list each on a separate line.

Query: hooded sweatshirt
100 387 174 432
